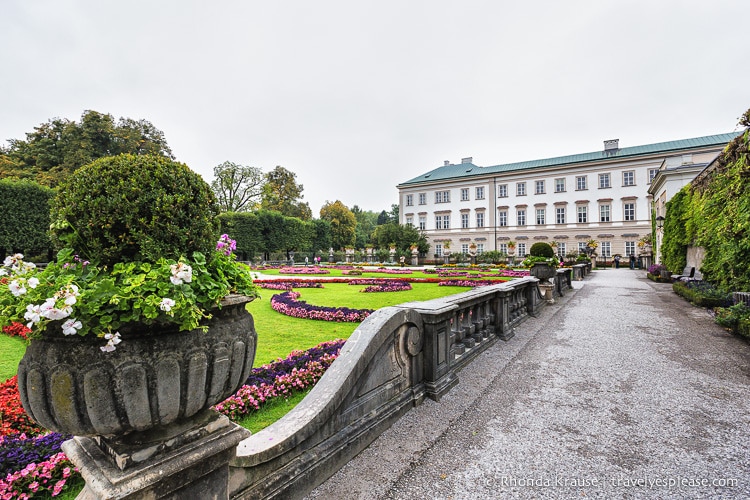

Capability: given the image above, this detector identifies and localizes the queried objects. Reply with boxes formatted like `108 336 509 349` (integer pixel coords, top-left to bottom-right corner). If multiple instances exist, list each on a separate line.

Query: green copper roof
398 132 740 187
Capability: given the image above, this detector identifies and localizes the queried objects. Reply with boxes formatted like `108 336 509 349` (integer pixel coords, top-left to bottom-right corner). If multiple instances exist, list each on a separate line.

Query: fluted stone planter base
62 412 249 500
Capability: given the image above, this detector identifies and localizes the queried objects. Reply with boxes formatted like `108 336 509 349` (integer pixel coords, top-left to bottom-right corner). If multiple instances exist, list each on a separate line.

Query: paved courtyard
308 269 750 499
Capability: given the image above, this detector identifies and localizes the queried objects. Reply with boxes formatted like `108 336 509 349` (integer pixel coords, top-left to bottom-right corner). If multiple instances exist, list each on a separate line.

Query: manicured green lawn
248 282 472 365
0 334 27 381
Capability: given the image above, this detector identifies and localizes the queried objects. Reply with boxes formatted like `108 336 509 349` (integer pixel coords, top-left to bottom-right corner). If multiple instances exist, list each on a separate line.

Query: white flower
24 304 42 327
27 277 39 289
40 298 72 320
170 263 193 285
100 332 122 352
159 298 175 312
0 268 7 276
61 318 83 336
9 280 26 297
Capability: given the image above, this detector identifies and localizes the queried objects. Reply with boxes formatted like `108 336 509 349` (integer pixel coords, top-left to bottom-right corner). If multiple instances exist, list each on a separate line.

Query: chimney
461 157 473 164
603 139 619 152
444 160 451 166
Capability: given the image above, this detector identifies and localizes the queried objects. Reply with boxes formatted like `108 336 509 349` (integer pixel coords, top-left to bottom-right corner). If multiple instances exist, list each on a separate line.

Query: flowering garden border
270 291 372 322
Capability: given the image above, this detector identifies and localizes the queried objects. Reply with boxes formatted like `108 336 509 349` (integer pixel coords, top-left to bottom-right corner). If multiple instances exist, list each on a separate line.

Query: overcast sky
1 1 747 215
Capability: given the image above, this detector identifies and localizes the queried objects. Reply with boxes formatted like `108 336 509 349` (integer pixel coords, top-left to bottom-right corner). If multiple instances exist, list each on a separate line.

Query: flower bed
498 269 529 277
362 282 412 292
270 291 372 322
278 267 331 275
256 281 324 290
213 339 345 420
437 271 468 277
438 280 497 287
0 451 80 498
370 268 413 275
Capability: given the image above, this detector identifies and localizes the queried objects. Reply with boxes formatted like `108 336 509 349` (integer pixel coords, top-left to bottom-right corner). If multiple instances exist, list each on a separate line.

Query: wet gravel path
307 269 750 499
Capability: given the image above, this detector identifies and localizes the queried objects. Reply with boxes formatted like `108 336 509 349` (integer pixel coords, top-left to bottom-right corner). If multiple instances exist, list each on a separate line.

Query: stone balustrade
229 277 545 499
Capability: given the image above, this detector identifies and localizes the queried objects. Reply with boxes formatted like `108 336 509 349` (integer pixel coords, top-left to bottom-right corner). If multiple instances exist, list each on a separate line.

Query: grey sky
1 1 747 215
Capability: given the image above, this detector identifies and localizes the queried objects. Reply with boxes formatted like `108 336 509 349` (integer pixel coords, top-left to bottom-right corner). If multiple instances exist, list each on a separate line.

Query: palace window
624 202 635 221
577 205 588 223
599 173 611 189
623 171 635 186
556 207 566 224
517 209 526 226
536 208 545 225
498 210 508 227
600 204 611 222
435 190 450 203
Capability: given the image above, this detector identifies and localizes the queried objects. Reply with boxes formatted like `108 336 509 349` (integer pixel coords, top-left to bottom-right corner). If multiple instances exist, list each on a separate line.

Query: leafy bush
672 280 731 308
50 154 219 267
529 242 554 258
715 303 750 338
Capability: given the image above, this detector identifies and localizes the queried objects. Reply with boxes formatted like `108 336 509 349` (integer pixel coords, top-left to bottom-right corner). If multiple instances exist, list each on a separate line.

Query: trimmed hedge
0 179 54 259
672 281 731 308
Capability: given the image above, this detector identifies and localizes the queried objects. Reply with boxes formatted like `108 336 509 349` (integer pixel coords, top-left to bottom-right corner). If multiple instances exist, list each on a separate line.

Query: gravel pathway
307 269 750 499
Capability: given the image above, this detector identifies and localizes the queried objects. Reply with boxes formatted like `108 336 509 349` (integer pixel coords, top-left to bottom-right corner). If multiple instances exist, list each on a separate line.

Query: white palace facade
397 133 738 260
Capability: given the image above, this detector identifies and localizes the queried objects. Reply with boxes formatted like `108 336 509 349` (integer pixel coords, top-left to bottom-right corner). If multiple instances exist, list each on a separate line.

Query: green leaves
0 246 259 341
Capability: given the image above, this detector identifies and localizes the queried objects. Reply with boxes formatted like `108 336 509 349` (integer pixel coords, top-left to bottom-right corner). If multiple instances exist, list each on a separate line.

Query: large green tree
351 205 378 248
319 200 356 250
260 166 312 220
211 161 264 212
371 222 429 253
3 110 173 186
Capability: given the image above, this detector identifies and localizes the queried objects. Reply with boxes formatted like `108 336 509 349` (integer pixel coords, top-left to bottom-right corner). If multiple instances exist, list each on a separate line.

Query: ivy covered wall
660 110 750 291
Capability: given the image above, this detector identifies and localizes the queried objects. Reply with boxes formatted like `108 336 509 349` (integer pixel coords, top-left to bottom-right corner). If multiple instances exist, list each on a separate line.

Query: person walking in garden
614 255 620 268
629 254 636 269
399 255 405 267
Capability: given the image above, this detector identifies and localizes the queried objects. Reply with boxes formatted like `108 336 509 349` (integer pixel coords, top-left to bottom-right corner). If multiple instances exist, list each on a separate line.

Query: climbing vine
659 110 750 292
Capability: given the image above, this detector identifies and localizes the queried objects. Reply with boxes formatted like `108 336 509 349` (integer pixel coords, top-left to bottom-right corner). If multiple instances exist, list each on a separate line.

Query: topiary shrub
50 154 219 266
529 242 555 258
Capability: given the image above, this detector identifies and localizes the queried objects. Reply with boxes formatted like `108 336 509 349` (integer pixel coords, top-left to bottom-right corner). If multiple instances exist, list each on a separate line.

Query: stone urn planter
530 262 557 284
17 294 257 439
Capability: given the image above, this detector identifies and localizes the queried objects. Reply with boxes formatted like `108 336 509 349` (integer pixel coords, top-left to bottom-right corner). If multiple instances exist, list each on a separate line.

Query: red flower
2 322 32 340
0 376 45 438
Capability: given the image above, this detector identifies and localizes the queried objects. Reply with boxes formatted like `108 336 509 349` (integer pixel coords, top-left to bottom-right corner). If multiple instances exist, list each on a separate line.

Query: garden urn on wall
17 294 256 438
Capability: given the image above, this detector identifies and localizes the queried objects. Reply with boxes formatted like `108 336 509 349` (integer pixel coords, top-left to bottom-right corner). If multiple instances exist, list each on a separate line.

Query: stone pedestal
538 283 555 304
62 412 249 500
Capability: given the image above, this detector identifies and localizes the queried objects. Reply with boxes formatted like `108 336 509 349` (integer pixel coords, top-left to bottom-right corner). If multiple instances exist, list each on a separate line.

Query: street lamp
656 215 665 229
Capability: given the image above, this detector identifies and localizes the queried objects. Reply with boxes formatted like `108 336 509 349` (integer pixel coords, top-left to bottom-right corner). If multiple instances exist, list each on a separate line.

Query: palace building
397 133 738 260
